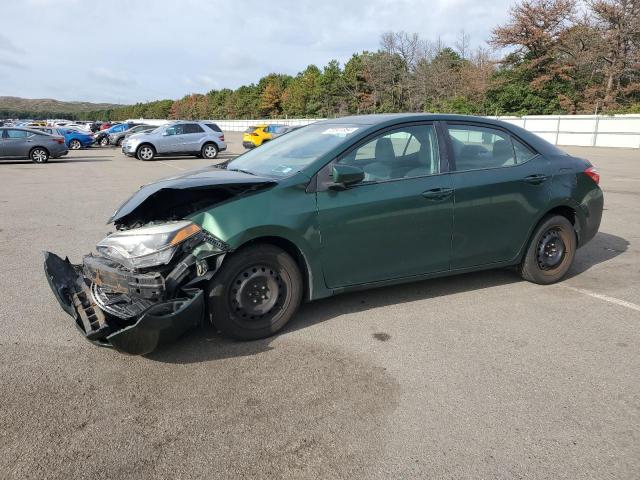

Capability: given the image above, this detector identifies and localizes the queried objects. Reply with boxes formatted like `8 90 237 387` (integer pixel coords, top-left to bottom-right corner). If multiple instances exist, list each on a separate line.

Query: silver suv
122 121 226 161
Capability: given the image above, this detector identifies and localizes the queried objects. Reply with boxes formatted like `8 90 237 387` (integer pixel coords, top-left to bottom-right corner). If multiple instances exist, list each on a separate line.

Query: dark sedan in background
0 127 68 163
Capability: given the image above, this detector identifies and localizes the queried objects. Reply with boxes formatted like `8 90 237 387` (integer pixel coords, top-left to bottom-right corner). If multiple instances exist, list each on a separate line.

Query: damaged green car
44 114 603 355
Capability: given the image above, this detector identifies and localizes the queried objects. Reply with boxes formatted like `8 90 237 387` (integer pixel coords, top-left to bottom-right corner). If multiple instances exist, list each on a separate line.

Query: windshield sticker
321 127 359 137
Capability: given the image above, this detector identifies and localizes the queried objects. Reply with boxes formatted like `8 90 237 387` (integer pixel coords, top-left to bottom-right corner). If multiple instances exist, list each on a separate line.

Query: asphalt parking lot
1 133 638 479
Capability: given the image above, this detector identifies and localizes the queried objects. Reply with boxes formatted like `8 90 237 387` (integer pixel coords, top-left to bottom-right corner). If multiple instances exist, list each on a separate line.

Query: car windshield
227 123 361 177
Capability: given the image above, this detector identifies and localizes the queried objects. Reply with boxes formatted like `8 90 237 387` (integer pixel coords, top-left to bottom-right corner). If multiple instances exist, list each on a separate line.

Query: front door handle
523 174 549 185
421 187 453 200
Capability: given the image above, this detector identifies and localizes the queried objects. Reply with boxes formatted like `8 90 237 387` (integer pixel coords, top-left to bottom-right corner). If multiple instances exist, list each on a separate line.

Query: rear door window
184 123 204 134
447 124 536 171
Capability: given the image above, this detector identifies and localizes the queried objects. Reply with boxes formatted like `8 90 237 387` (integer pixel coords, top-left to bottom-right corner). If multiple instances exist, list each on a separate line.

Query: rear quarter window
205 123 222 133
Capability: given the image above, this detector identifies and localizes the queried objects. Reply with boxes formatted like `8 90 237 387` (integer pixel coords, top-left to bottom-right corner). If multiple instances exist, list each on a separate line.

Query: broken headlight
96 221 201 270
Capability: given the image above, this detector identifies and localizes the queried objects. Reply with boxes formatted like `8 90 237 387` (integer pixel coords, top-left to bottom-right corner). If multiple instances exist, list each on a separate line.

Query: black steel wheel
519 215 576 284
207 244 302 340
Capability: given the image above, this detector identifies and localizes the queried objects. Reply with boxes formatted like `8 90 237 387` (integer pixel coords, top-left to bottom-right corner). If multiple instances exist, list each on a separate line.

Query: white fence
498 115 640 149
128 115 640 148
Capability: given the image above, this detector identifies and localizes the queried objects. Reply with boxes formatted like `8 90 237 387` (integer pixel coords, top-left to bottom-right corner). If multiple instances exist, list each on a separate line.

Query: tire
116 137 123 147
69 139 82 150
136 144 156 161
207 244 303 340
201 142 219 160
99 137 108 147
30 147 49 163
519 215 576 285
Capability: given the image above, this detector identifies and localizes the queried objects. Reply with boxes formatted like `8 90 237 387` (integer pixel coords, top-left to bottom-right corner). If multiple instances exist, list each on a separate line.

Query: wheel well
238 236 311 301
520 205 578 262
137 143 155 153
546 205 576 226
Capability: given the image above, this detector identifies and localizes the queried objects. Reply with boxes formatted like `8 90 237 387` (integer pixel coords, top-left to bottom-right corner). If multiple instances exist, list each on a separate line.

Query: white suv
122 121 226 161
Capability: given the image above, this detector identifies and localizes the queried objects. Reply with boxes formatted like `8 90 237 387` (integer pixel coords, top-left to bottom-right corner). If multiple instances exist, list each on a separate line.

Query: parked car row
0 120 228 163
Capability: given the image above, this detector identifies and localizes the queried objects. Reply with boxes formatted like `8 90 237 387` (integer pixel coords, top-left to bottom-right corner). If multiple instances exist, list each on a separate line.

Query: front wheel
201 143 219 159
69 139 82 150
519 215 576 284
136 144 155 161
207 244 302 340
30 147 49 163
99 137 108 147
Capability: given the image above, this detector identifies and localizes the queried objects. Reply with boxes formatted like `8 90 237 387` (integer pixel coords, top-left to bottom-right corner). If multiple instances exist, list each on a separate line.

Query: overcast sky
0 0 513 104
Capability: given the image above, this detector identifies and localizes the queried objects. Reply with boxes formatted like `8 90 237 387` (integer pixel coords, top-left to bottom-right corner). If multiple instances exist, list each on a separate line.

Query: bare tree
455 30 471 59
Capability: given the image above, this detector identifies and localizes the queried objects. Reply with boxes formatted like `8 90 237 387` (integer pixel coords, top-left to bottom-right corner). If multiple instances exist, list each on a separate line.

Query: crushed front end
44 222 229 355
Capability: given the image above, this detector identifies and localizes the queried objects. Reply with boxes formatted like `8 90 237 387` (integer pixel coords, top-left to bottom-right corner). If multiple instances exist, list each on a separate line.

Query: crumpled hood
109 166 276 225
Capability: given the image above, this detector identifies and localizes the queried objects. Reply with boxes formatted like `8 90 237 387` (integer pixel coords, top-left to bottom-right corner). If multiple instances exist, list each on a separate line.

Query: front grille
91 283 154 319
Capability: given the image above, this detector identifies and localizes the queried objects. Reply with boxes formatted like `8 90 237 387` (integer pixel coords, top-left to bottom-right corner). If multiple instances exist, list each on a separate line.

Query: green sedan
44 114 603 354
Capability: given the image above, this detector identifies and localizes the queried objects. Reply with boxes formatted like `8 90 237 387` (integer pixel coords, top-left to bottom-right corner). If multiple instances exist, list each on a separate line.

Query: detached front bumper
44 252 205 355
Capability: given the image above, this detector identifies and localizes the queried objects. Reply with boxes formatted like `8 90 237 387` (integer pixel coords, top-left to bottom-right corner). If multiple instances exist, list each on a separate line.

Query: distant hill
0 96 125 116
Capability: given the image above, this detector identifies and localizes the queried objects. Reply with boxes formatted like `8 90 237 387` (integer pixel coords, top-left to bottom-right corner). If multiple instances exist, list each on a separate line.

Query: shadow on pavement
568 231 629 278
147 231 628 365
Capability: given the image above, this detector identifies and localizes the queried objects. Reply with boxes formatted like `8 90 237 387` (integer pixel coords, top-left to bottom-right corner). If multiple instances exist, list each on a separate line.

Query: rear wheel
207 244 302 340
519 215 576 284
30 147 49 163
201 143 219 159
136 144 155 161
116 137 123 147
69 139 82 150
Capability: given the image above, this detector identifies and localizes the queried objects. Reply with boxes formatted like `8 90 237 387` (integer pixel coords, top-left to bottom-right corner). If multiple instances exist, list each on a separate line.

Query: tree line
77 0 638 121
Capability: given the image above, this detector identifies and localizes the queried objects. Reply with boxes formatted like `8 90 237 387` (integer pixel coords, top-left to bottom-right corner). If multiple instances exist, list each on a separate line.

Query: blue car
37 127 95 150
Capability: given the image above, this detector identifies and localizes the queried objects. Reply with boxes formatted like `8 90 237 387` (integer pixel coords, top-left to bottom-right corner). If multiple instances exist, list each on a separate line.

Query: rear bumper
577 187 604 247
242 141 256 149
43 252 205 355
53 148 69 158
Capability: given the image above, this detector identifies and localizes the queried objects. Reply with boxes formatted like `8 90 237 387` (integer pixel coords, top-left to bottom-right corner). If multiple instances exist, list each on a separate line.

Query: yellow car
242 123 285 149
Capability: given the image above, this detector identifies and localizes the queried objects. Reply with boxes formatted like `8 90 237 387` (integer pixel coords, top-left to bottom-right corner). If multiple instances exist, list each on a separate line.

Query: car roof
312 113 566 157
315 113 523 126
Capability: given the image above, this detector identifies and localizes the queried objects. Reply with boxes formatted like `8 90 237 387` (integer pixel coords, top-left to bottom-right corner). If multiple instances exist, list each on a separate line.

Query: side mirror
328 164 365 190
162 131 169 136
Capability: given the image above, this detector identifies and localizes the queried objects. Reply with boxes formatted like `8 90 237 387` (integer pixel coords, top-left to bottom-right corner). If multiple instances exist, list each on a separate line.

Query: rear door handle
421 187 453 200
523 174 549 185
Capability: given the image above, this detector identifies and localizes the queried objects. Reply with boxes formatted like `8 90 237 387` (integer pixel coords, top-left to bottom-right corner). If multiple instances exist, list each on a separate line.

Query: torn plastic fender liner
43 252 205 355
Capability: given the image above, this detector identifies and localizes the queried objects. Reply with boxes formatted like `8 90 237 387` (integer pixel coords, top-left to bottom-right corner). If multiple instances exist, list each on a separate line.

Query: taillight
220 135 225 141
54 137 64 144
584 166 600 185
252 133 259 137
